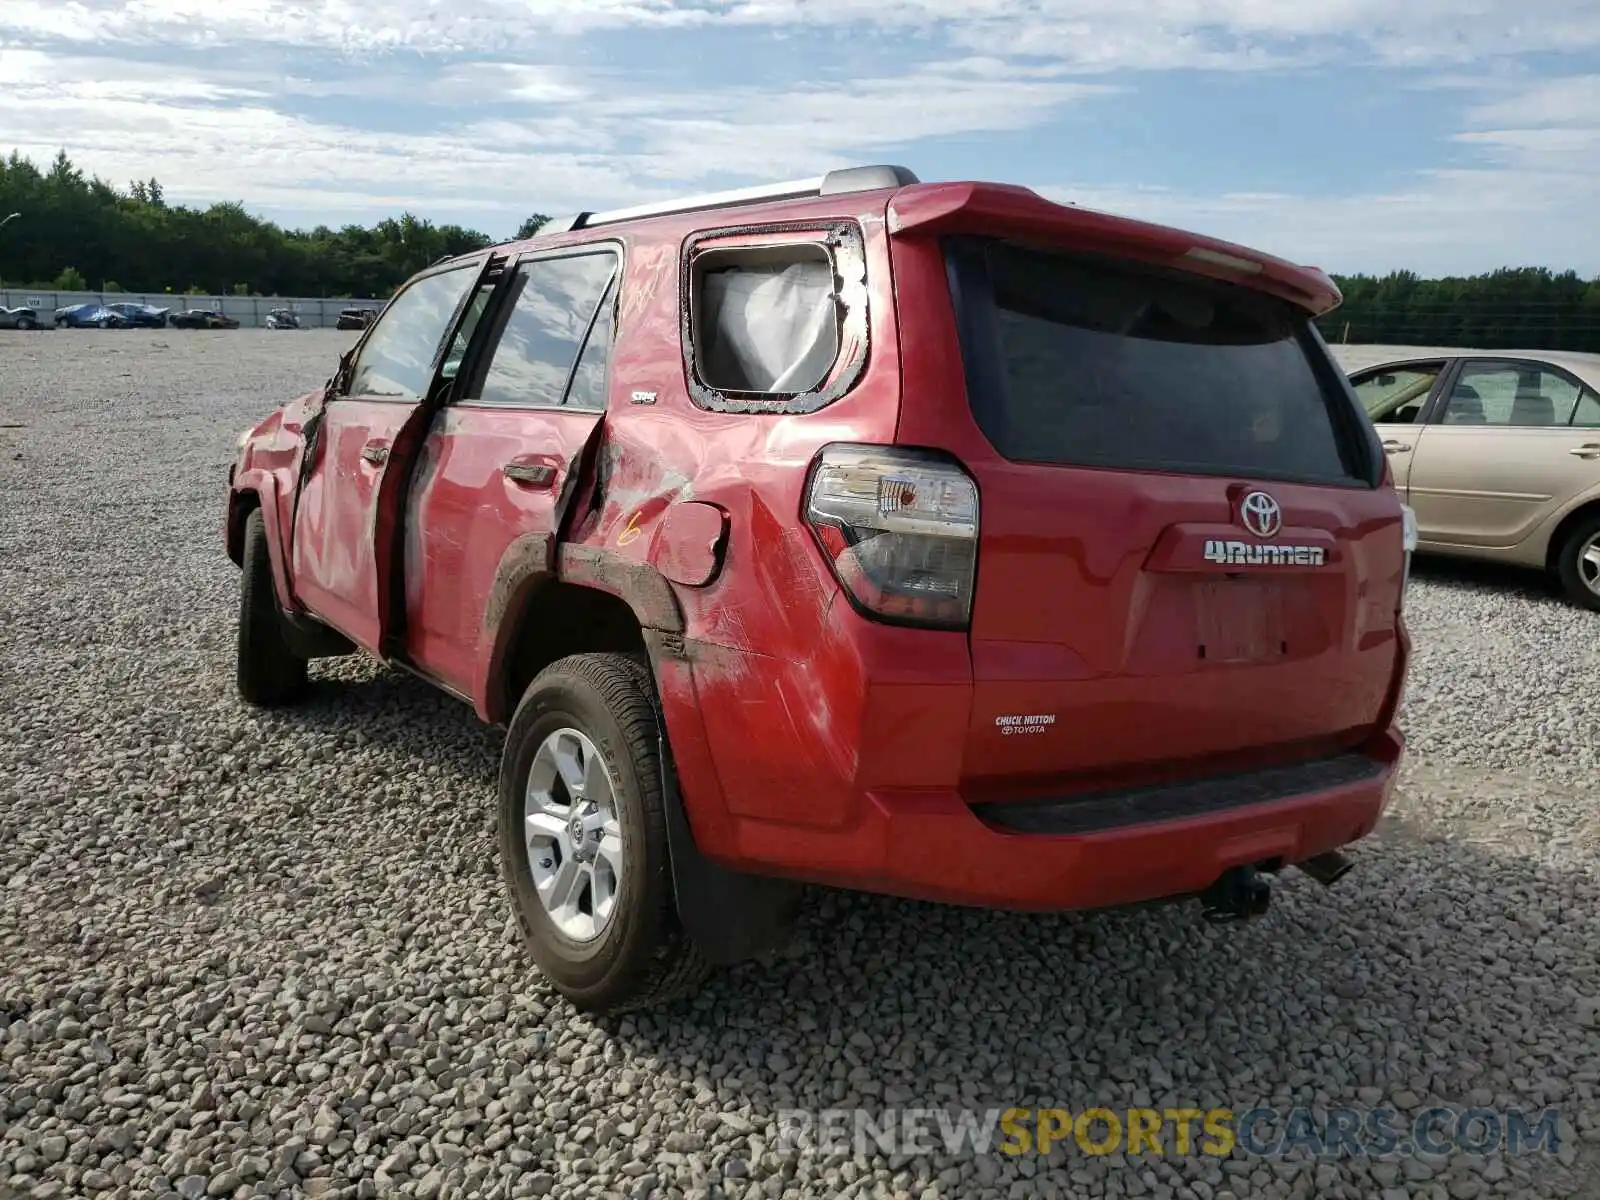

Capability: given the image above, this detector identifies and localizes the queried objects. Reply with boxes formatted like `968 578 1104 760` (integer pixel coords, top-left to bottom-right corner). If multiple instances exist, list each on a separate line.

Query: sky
3 1 1599 277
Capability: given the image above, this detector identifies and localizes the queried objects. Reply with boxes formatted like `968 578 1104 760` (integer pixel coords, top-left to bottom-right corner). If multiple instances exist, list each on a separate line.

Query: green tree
516 213 551 240
0 149 498 299
54 267 87 290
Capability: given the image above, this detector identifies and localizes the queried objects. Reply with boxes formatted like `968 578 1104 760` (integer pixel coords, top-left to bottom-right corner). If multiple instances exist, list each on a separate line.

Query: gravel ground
2 331 1597 1200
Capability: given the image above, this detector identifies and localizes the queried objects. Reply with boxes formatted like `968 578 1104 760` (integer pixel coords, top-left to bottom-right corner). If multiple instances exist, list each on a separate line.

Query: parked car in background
265 308 301 330
335 307 377 330
1351 350 1600 609
54 303 127 329
0 305 42 330
169 309 241 330
226 163 1415 1013
104 302 172 328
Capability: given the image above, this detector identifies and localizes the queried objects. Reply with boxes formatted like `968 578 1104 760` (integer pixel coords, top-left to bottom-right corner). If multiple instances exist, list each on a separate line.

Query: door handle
1569 444 1600 459
360 442 389 466
1381 440 1411 454
503 461 558 487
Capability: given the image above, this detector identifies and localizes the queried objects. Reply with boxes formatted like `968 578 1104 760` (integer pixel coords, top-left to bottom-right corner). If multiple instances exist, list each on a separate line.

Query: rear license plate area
1193 579 1287 663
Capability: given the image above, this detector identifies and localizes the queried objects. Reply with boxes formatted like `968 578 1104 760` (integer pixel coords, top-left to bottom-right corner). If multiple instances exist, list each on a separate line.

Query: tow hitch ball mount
1200 850 1356 922
1200 864 1273 923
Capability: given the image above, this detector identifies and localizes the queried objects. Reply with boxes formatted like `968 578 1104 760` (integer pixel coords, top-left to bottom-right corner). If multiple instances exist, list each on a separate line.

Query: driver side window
1352 365 1442 425
347 265 480 400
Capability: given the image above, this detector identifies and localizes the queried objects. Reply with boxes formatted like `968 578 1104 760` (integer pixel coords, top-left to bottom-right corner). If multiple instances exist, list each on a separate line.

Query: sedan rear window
947 239 1371 486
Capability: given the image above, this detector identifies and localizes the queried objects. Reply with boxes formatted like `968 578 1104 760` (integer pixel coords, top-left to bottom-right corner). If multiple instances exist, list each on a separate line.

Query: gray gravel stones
2 331 1598 1198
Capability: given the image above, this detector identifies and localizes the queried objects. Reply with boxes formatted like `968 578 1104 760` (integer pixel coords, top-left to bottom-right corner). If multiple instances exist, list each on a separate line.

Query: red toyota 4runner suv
225 165 1417 1013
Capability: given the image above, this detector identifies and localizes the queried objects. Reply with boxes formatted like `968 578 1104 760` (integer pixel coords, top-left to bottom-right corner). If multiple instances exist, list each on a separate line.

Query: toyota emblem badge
1239 491 1282 538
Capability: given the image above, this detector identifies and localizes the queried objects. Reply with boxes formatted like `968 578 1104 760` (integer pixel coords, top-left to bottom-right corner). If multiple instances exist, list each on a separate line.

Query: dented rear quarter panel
563 191 976 851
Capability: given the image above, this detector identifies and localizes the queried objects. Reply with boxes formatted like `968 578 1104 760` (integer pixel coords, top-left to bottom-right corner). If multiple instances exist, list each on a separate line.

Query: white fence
0 289 385 330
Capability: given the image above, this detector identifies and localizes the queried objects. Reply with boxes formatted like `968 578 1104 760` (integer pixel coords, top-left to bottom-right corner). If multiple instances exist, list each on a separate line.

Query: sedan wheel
1555 514 1600 612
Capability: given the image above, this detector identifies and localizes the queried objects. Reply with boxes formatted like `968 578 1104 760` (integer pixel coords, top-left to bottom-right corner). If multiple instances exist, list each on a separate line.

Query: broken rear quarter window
692 243 840 396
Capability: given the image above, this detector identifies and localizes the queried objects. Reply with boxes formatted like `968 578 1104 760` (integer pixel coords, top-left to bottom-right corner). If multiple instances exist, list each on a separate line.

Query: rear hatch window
945 238 1375 487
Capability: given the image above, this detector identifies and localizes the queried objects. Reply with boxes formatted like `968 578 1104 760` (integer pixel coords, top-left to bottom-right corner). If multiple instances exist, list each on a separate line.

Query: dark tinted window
475 252 617 407
957 242 1364 484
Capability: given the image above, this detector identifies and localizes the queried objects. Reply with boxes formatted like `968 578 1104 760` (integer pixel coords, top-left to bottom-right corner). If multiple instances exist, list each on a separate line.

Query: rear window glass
956 241 1365 485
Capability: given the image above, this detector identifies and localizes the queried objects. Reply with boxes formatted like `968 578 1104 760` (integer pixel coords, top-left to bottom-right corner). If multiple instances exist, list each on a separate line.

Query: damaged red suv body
225 165 1414 1013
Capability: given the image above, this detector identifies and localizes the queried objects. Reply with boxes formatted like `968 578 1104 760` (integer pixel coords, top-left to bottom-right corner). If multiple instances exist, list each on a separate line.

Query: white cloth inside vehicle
701 260 838 393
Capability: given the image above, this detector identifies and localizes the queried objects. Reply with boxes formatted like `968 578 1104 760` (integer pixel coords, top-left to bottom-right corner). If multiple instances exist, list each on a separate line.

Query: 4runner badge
1204 540 1326 567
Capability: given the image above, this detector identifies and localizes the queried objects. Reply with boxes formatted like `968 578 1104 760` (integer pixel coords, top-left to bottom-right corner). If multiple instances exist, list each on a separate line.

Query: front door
1406 358 1600 549
290 260 484 653
1348 359 1449 497
401 244 623 704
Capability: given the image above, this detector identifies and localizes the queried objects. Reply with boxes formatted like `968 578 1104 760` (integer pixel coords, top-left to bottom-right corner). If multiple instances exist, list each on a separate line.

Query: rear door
1405 358 1600 549
290 259 484 653
913 238 1403 796
401 244 622 701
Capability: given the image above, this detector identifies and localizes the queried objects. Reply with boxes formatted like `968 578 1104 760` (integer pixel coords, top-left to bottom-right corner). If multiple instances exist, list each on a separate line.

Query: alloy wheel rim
523 728 624 942
1579 532 1600 598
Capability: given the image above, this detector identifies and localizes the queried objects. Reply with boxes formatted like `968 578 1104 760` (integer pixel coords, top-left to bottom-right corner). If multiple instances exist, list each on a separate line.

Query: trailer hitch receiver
1199 864 1272 923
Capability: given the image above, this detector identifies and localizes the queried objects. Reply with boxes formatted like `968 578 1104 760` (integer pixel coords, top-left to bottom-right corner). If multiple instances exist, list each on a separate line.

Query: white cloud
1041 164 1600 276
1465 74 1600 126
6 0 1600 66
0 52 1110 227
4 5 1599 271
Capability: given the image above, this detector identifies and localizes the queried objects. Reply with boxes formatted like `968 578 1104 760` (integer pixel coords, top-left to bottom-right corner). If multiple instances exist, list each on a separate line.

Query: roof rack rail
544 165 919 235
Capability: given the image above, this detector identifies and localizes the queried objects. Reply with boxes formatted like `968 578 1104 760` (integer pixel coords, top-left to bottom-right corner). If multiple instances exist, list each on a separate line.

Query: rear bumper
726 727 1404 911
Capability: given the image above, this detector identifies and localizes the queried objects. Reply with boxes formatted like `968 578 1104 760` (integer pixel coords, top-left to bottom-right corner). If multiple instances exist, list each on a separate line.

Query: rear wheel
498 653 709 1014
236 508 310 705
1554 512 1600 612
16 313 36 331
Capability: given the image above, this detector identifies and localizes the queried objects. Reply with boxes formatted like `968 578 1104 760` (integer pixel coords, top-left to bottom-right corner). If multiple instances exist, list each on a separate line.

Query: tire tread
236 508 309 706
504 651 709 1013
1555 512 1600 612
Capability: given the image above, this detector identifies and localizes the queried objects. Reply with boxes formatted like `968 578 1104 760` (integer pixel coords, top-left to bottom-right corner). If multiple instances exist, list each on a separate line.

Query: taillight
1399 503 1418 608
804 444 979 630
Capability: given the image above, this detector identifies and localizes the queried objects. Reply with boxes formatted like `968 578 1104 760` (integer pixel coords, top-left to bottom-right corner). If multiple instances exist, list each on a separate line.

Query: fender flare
230 471 295 613
488 539 800 965
230 470 355 659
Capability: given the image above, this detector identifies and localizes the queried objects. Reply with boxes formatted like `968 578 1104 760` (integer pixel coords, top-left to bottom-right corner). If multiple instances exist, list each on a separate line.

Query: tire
499 653 709 1013
236 508 310 706
16 314 35 331
1554 511 1600 612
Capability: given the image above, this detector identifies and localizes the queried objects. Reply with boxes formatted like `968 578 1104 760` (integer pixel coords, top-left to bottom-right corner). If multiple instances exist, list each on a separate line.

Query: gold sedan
1349 350 1600 610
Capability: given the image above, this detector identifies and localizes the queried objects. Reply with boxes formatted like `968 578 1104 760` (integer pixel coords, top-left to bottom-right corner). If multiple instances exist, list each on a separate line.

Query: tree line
0 150 547 300
1315 268 1600 353
4 150 1600 351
